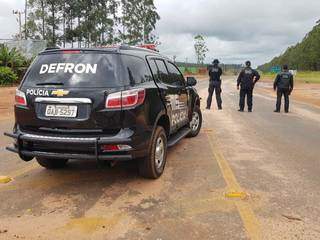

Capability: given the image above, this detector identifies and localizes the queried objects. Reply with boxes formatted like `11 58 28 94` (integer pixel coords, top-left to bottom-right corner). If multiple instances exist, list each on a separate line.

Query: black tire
139 126 167 179
36 157 68 169
187 106 202 138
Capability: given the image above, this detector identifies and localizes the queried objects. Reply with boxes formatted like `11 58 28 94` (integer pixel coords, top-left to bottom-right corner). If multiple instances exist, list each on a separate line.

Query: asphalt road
0 77 320 240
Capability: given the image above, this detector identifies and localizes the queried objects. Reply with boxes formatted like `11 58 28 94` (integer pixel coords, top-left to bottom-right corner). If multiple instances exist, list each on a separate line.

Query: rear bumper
4 128 149 161
5 145 132 161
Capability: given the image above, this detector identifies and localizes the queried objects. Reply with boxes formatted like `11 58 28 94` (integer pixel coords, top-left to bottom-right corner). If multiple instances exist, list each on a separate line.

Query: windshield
22 53 123 88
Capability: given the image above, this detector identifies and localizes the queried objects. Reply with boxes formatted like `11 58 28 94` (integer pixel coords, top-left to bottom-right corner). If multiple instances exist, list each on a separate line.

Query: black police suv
5 45 202 179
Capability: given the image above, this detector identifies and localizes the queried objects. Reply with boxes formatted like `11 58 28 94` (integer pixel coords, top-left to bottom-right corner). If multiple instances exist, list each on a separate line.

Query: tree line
24 0 160 48
258 21 320 72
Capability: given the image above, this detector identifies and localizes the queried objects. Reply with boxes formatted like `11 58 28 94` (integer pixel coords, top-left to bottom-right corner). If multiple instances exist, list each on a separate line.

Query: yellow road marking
0 162 38 188
0 176 12 184
225 192 247 199
207 132 261 240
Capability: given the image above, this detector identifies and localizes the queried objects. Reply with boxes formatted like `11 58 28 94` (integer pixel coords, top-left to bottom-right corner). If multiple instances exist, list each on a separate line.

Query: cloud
1 0 319 66
154 0 320 65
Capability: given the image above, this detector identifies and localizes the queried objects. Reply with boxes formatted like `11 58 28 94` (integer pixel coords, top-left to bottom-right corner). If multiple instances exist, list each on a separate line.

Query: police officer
274 65 294 113
237 61 260 112
206 59 223 110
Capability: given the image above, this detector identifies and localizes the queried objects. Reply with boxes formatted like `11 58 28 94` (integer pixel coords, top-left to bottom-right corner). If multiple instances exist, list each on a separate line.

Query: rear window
23 53 123 88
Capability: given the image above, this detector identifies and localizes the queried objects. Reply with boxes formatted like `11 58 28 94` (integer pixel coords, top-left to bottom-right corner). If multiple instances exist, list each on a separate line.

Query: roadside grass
261 71 320 84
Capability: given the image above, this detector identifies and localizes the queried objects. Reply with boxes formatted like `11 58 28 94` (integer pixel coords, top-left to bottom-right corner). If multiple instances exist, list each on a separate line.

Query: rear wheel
36 157 68 169
139 126 167 179
187 106 202 137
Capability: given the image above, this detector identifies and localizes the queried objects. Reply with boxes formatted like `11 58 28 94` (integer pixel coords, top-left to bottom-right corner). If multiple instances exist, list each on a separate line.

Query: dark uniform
237 65 260 112
207 63 223 109
274 70 294 113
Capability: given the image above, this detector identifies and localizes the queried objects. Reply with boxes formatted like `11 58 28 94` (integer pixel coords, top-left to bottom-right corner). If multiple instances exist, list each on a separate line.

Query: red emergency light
138 44 158 51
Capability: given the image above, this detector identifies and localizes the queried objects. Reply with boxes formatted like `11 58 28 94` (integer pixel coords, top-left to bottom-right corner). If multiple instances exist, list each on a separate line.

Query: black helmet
213 59 220 64
245 61 251 67
283 64 289 70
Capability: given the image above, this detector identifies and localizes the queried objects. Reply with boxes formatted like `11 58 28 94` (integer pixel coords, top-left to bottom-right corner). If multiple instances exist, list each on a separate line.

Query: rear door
165 61 189 128
147 58 188 133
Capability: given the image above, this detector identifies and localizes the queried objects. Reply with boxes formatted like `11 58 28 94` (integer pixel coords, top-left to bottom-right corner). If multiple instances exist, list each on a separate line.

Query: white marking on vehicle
64 63 74 73
56 63 66 73
39 63 97 74
26 89 50 96
75 64 86 74
48 63 57 73
166 95 188 127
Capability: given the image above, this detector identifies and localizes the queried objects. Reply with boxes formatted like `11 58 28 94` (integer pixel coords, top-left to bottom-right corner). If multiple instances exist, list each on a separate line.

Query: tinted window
167 62 185 87
148 60 158 75
23 53 123 88
155 60 171 85
148 60 160 81
121 55 152 85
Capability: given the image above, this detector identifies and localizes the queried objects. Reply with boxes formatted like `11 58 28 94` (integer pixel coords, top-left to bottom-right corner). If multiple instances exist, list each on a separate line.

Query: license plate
45 105 78 118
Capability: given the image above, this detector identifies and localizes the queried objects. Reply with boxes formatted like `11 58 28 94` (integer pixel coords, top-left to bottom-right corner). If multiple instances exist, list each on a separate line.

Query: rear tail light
105 89 146 109
15 89 27 106
101 144 132 152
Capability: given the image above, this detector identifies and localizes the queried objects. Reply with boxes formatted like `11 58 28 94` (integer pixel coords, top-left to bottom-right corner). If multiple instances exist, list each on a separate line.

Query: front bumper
4 128 148 162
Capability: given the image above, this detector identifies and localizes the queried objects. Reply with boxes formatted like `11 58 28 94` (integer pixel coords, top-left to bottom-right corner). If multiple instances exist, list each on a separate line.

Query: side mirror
186 77 197 86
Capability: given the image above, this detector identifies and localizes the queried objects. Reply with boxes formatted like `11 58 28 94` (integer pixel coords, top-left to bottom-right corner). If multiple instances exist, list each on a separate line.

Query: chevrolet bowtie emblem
51 89 69 97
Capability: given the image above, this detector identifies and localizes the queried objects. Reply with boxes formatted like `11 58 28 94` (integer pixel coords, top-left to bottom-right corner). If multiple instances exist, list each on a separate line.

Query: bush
0 44 26 69
0 44 29 83
0 66 18 86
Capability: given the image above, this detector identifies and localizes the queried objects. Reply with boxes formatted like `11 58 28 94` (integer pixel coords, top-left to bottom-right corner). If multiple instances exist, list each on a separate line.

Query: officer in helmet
206 59 223 110
274 65 294 113
236 61 260 112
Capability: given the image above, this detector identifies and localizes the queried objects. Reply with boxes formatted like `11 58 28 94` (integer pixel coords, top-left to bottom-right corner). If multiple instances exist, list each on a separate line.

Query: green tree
140 0 160 44
259 21 320 72
67 0 116 47
46 0 63 47
23 0 160 47
194 35 209 64
120 0 160 44
27 0 48 40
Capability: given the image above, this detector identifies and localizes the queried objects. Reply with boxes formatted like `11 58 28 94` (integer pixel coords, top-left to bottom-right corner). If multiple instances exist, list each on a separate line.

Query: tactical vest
209 67 221 82
277 72 292 89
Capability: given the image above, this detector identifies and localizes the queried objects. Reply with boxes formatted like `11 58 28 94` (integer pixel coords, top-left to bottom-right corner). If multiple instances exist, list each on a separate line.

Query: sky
154 0 320 66
0 0 319 66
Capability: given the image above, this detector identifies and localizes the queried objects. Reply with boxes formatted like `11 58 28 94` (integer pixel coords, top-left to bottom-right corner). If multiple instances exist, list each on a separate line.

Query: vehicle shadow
0 159 145 218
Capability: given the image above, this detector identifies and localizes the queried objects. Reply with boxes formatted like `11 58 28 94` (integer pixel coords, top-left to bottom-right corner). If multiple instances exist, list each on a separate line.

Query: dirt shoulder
258 78 320 108
0 87 16 121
